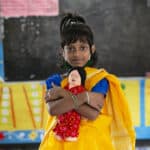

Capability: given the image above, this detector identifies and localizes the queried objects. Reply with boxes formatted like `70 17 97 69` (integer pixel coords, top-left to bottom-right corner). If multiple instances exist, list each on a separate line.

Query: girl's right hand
44 83 71 103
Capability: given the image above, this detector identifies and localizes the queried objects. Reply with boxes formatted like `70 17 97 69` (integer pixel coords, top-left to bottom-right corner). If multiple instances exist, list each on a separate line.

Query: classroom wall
1 1 150 148
2 0 150 81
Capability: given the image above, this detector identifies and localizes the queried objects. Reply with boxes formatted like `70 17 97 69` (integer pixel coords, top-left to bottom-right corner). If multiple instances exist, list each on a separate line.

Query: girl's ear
91 45 96 54
61 48 66 60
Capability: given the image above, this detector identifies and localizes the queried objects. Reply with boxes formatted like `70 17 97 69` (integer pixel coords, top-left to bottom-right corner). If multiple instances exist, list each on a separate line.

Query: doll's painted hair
68 67 86 86
60 13 97 67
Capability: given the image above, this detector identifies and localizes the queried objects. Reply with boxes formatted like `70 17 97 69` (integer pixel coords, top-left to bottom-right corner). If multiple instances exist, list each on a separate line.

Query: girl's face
68 70 81 88
63 40 95 67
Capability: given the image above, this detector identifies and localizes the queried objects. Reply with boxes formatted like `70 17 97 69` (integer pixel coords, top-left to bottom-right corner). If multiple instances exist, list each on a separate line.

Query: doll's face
68 70 81 88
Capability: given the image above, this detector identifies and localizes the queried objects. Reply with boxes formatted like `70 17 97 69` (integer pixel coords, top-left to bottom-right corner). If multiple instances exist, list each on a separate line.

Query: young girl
39 13 135 150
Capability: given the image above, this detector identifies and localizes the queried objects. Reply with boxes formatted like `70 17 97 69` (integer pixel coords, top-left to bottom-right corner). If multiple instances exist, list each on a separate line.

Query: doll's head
68 67 86 89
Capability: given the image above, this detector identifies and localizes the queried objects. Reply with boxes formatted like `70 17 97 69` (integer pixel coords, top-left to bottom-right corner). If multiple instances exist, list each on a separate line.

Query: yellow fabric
39 67 135 150
85 67 136 150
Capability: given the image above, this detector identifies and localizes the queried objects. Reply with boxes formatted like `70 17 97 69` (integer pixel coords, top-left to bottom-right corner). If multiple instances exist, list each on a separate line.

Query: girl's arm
46 87 105 120
45 77 108 120
45 88 87 115
76 92 105 120
76 78 108 120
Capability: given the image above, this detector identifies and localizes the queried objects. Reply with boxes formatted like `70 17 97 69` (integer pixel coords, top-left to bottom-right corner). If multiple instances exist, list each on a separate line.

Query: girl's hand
87 92 105 112
45 83 70 103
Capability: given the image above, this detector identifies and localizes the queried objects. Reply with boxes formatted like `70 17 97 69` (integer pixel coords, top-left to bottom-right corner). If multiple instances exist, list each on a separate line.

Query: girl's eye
80 46 89 51
80 46 85 51
68 47 75 51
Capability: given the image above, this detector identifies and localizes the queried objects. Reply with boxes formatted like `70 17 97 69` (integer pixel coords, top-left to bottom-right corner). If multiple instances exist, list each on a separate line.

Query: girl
39 13 135 150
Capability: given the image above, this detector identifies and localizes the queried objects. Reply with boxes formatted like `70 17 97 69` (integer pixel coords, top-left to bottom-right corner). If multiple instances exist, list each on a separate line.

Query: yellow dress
39 67 135 150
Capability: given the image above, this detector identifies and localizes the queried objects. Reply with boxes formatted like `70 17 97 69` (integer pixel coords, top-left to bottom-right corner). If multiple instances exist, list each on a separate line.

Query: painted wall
0 41 4 80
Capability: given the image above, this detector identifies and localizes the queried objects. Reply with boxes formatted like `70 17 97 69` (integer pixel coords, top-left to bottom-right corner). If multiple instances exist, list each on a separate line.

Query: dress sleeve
45 74 62 90
91 78 109 95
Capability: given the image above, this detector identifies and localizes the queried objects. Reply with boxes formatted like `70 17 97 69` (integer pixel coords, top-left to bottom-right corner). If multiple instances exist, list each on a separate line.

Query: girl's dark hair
68 67 86 86
60 13 94 48
60 13 97 67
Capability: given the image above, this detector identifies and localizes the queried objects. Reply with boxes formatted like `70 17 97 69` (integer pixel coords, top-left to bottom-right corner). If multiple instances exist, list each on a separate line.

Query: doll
53 67 86 141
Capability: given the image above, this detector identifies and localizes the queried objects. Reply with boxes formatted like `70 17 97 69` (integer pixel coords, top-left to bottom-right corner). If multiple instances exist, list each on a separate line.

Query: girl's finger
51 82 58 88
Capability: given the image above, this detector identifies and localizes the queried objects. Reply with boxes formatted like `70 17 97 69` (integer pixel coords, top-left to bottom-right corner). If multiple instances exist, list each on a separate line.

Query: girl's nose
73 48 80 56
